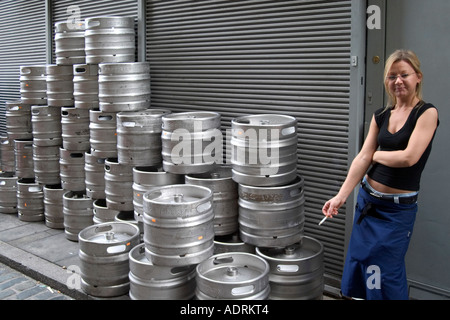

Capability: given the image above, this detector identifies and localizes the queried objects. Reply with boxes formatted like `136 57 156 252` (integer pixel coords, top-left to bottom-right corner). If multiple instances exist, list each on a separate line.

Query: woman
322 50 439 300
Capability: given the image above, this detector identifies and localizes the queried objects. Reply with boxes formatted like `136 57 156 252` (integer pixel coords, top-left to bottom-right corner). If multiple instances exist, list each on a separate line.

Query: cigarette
319 216 328 226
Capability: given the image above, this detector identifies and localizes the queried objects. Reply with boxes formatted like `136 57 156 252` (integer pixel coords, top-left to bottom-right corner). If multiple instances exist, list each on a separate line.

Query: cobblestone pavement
0 262 73 300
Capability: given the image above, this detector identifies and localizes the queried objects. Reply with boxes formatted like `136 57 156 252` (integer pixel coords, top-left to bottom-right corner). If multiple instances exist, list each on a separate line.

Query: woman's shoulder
417 102 440 126
373 106 391 127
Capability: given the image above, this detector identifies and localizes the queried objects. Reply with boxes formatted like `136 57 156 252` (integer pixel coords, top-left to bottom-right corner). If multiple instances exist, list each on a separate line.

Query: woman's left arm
373 107 439 168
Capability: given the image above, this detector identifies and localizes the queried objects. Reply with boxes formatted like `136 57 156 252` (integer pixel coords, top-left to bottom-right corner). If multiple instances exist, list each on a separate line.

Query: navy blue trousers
341 186 418 300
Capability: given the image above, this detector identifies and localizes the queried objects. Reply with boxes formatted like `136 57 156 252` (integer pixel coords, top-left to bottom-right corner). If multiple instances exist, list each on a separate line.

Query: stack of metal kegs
228 114 325 300
0 15 325 300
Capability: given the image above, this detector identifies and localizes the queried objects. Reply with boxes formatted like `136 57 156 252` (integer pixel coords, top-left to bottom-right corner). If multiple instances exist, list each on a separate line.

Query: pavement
0 212 127 300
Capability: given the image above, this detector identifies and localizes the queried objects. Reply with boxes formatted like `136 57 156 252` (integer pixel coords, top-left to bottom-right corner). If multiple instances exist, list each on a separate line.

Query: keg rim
196 252 269 285
144 184 213 205
255 236 324 262
231 114 297 127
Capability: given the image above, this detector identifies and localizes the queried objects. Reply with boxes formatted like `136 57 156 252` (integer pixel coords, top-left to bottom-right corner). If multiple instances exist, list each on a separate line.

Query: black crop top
367 103 439 191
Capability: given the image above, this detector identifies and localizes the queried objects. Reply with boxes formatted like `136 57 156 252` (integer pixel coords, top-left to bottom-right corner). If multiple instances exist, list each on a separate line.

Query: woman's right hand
322 196 345 218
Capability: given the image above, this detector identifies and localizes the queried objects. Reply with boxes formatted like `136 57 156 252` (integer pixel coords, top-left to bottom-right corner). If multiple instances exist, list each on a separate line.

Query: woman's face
386 60 422 102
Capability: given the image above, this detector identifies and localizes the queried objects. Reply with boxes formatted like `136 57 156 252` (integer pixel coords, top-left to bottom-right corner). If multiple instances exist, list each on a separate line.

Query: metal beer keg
43 184 65 229
5 101 32 142
238 175 305 248
17 178 44 222
0 137 15 173
63 190 93 241
14 139 34 179
231 114 298 186
59 148 86 191
104 158 134 211
61 107 90 151
33 144 61 185
132 166 184 223
129 243 196 300
196 252 270 300
143 184 215 266
84 16 135 64
84 151 106 200
161 111 222 174
92 198 119 224
117 109 171 166
19 65 47 105
54 21 86 65
78 222 140 297
256 237 324 300
73 64 98 109
46 64 74 107
98 62 150 112
89 108 118 158
31 105 62 146
186 166 239 236
0 172 18 214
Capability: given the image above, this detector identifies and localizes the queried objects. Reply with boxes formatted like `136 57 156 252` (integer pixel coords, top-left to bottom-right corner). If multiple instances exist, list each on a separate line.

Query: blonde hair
384 49 424 108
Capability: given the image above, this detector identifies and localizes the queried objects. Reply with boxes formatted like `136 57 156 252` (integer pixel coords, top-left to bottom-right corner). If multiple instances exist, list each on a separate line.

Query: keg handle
276 265 299 273
87 19 101 28
196 201 212 213
231 285 255 296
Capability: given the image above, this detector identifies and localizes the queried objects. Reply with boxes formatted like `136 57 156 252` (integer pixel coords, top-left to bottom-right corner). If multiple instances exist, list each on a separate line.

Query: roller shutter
146 0 353 286
0 0 47 135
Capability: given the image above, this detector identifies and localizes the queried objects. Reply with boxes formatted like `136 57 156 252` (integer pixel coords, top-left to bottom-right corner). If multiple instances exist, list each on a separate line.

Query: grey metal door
366 0 450 299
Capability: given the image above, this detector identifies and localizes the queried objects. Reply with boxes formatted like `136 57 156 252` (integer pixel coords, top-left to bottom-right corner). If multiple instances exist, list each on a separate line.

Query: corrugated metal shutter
146 0 352 285
0 0 47 136
50 0 138 63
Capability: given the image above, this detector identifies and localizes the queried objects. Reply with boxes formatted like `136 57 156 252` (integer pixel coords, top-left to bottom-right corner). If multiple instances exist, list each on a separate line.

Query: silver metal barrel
143 184 215 266
256 237 324 300
19 65 47 105
31 105 62 146
5 101 32 143
63 190 94 241
161 111 222 174
85 16 135 64
84 151 106 200
89 108 118 158
14 139 34 179
46 64 74 107
238 175 305 248
33 144 61 185
104 158 134 211
79 222 140 297
17 178 44 222
132 166 184 223
214 233 255 254
0 137 15 173
117 109 171 166
114 210 143 243
129 243 197 300
43 184 65 229
73 64 98 109
61 107 90 151
93 198 119 224
59 148 86 191
54 21 86 65
0 172 18 214
186 166 239 236
196 252 270 300
231 114 298 187
98 62 151 112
